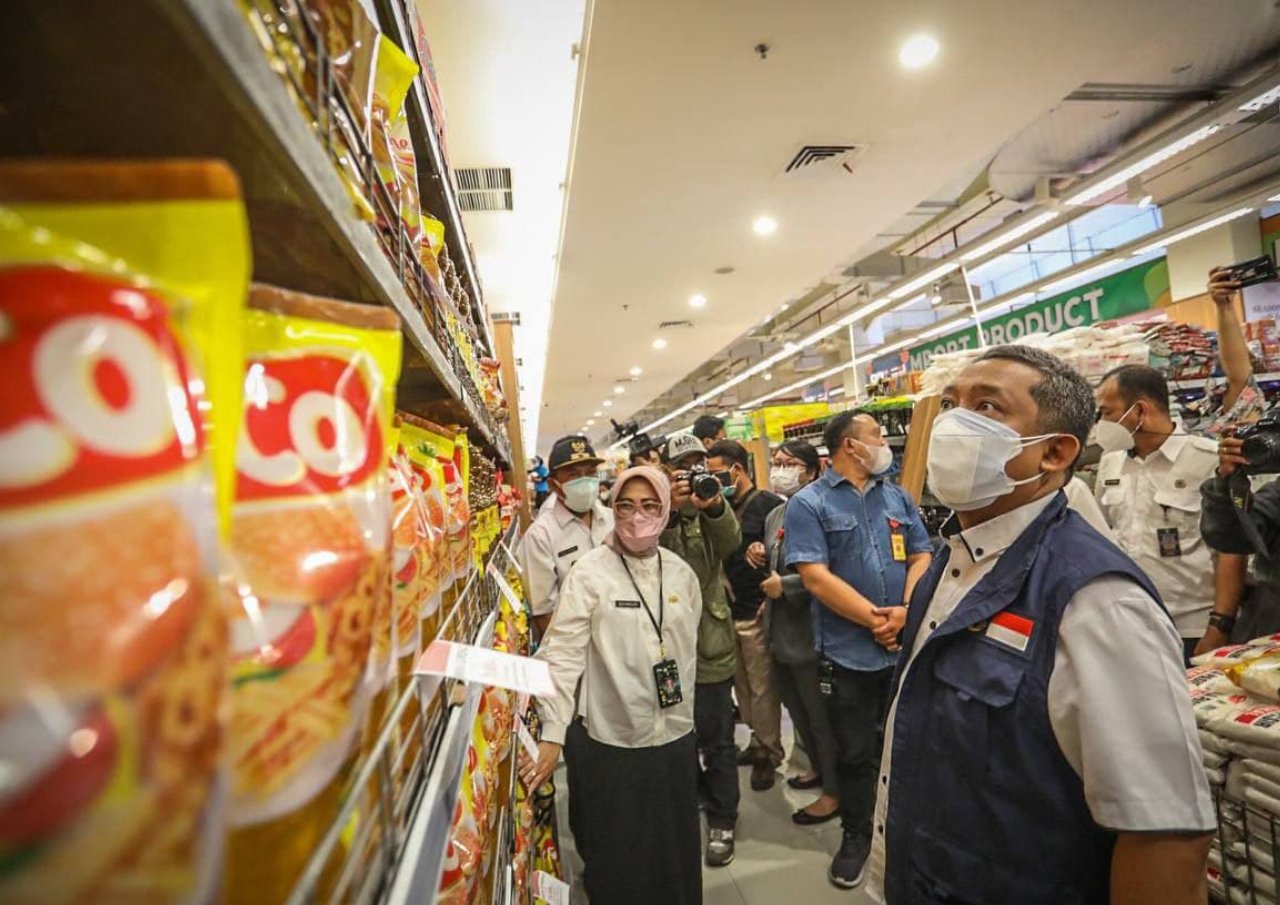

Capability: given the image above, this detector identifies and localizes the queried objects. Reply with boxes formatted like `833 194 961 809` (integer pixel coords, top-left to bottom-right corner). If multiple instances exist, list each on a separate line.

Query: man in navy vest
867 345 1213 905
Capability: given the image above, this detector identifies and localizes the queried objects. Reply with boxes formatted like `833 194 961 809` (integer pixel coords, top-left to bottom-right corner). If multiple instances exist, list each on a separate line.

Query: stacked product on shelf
0 153 517 904
1190 639 1280 904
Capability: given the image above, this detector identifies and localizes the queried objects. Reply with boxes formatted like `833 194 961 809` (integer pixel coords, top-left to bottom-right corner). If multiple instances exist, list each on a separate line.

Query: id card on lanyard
888 517 907 563
619 552 683 708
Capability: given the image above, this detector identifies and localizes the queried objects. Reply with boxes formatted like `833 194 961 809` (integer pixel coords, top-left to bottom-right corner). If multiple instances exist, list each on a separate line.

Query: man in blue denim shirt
785 411 931 889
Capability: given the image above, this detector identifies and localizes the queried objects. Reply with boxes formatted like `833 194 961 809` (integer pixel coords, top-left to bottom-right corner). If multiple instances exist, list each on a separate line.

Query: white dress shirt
866 492 1214 903
1095 433 1219 638
535 545 702 748
1063 475 1115 542
519 498 614 617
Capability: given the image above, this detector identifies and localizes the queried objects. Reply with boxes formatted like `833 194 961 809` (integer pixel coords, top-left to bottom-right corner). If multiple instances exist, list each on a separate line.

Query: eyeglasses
615 500 664 517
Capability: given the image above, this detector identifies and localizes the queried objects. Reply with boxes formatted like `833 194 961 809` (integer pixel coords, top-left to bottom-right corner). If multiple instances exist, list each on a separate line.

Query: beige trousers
733 617 784 766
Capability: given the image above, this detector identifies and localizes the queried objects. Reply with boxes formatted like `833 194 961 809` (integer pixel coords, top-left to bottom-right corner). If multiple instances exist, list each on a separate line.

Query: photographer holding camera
660 432 743 867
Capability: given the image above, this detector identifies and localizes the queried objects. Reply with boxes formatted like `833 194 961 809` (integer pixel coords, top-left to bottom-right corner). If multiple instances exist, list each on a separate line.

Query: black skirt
574 726 701 905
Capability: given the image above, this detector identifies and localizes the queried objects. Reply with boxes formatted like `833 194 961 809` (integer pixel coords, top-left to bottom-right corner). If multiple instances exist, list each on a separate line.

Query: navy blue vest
883 493 1164 905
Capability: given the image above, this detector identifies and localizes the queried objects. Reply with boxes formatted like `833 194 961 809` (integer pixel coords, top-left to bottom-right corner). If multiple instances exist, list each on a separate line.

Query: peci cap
548 435 604 472
664 433 706 464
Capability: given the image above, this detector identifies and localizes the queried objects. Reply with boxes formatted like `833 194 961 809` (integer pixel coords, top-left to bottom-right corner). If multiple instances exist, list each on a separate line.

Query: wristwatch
1208 612 1237 634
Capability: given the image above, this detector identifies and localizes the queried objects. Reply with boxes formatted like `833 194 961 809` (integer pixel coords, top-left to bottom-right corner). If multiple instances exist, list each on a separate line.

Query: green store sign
906 257 1171 372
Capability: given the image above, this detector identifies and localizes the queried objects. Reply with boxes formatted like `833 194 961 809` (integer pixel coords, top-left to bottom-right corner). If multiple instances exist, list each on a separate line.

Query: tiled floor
554 724 875 904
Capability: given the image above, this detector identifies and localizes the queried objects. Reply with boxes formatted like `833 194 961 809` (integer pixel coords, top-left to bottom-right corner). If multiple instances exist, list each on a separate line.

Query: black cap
548 435 604 472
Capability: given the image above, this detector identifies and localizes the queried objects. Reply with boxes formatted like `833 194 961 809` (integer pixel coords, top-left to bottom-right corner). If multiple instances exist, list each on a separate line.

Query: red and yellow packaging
223 285 400 904
372 36 423 249
399 416 452 643
0 160 249 903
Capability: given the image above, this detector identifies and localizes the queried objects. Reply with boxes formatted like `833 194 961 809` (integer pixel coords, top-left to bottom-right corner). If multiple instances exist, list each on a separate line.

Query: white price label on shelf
533 870 570 905
491 568 523 611
414 640 553 696
517 715 540 762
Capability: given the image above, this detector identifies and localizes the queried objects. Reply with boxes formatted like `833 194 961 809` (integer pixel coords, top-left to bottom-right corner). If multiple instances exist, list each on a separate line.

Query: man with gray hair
867 345 1212 905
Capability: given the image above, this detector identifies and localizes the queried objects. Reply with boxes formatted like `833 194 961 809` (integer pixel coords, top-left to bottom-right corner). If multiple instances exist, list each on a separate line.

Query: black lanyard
618 551 665 657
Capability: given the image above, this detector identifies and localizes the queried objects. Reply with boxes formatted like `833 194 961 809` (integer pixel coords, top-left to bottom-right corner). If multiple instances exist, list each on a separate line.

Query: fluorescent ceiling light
1269 194 1280 203
603 400 613 407
887 261 961 300
651 337 668 350
829 386 846 397
613 385 625 394
629 366 643 376
1130 207 1255 257
746 363 849 408
586 419 595 426
753 215 779 236
1063 124 1221 206
593 410 602 417
959 211 1060 262
715 411 729 418
1038 259 1128 295
917 319 963 340
899 34 940 69
1240 85 1280 113
689 293 708 308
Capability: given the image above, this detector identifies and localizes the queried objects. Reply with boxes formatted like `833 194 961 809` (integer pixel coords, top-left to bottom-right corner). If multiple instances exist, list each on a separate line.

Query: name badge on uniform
888 518 906 563
1157 527 1182 558
818 657 835 697
557 545 579 558
1103 479 1121 487
615 599 642 609
653 659 683 708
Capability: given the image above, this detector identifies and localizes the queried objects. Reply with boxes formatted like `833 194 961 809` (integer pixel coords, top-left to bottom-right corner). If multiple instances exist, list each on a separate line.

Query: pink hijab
605 466 671 557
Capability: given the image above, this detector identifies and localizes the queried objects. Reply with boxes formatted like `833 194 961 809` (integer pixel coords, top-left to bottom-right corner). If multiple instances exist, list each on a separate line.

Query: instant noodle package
222 284 400 904
0 159 250 903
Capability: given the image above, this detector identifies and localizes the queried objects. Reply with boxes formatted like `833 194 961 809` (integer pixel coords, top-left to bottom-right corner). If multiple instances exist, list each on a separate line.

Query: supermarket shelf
1170 372 1280 390
0 0 509 462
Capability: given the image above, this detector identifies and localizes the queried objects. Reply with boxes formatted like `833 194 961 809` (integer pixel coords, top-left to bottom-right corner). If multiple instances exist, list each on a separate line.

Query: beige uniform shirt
518 499 614 617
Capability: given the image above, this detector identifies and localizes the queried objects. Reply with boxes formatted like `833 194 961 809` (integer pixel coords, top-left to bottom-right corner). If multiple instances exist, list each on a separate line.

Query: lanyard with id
888 517 907 562
618 552 683 709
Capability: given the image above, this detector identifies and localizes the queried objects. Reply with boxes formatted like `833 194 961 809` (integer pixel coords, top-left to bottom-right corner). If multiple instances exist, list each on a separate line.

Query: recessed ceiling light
652 337 668 350
899 34 939 69
780 302 790 311
629 366 643 377
763 372 773 382
689 293 708 308
613 385 625 395
593 410 603 417
586 419 595 426
603 400 614 407
752 215 778 236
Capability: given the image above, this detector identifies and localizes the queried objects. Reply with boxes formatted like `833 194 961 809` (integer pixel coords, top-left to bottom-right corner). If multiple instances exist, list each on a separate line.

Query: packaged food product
224 284 401 904
0 159 249 903
399 416 450 643
371 36 422 249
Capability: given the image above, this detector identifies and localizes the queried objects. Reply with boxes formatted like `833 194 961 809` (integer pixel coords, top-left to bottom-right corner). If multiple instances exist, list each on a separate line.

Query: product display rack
1211 788 1280 904
0 0 510 464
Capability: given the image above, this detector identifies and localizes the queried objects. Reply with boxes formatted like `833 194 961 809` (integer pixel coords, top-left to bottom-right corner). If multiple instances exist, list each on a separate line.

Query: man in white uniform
520 435 613 638
867 345 1212 905
1093 364 1220 662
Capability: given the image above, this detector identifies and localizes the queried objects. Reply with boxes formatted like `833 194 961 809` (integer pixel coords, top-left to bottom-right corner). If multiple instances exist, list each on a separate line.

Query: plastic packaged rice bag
1193 642 1280 670
1190 687 1252 730
1217 705 1280 749
1188 665 1238 696
1232 652 1280 703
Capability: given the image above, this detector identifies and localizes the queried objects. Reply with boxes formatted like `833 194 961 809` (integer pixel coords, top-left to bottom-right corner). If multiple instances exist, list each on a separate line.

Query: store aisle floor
554 723 875 904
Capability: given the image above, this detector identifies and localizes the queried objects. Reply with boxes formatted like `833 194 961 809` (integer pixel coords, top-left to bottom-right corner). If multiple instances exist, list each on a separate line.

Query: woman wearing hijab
759 440 841 826
521 466 704 905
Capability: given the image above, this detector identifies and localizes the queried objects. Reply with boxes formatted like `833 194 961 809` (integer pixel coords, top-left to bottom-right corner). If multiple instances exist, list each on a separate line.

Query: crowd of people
514 269 1280 905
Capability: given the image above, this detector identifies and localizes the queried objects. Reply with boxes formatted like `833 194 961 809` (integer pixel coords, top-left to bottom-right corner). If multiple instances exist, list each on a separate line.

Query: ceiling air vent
783 144 868 175
455 167 513 211
657 319 693 329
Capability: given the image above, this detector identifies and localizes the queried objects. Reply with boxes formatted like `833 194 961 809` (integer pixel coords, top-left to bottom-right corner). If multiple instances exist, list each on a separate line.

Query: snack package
420 214 446 282
0 159 249 903
371 36 422 249
224 284 401 904
399 417 450 644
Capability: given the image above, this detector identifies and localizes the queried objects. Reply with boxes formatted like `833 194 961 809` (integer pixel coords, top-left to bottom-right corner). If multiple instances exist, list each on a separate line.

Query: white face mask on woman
926 408 1060 511
769 465 804 497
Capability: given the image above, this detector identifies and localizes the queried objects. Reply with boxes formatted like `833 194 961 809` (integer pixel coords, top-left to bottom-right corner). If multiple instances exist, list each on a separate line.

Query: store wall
1166 216 1262 302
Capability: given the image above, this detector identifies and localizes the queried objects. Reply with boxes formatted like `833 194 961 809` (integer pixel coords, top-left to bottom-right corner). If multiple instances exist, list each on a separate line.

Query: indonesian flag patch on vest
985 611 1035 652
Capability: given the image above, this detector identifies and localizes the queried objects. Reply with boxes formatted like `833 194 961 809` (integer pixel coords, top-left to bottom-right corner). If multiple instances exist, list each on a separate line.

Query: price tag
414 640 554 697
533 870 570 905
517 715 540 762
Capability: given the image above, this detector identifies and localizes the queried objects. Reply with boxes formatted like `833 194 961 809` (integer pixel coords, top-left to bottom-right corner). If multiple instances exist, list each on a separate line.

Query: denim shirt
784 468 931 671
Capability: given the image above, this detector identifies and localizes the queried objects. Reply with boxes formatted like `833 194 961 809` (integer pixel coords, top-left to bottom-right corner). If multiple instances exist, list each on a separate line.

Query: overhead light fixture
1038 260 1127 295
586 419 595 426
917 319 963 340
629 366 643 376
1126 177 1153 208
959 211 1060 262
613 385 625 395
593 410 603 417
715 411 729 418
1239 85 1280 113
780 302 791 311
603 400 613 408
746 363 849 409
829 387 846 397
1269 194 1280 203
1063 123 1221 206
689 293 708 308
930 293 943 305
887 261 961 300
762 372 773 382
899 34 940 69
651 337 668 350
752 215 779 236
1130 206 1255 257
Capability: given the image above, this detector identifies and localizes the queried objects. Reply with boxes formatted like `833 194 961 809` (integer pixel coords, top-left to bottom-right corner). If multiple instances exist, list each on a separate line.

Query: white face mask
560 476 600 514
770 465 804 497
853 440 894 476
926 408 1058 511
1090 403 1140 453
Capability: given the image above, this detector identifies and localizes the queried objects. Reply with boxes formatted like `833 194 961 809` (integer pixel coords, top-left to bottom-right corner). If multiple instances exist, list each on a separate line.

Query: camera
1237 416 1280 474
678 463 724 501
612 418 667 461
1221 255 1278 289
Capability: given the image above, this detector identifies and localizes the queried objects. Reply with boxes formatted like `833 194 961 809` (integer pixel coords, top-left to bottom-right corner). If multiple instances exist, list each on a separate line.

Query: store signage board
905 258 1170 371
415 641 554 697
1244 281 1280 322
533 870 571 905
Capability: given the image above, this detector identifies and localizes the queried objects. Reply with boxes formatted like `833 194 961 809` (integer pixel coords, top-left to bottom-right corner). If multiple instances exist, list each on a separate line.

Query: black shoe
792 805 840 826
786 773 823 791
828 831 870 889
736 747 761 767
706 827 735 868
750 761 777 791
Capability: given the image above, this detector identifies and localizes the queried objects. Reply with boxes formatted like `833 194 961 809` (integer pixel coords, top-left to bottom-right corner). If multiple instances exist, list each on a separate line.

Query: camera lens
692 472 722 500
1242 430 1280 473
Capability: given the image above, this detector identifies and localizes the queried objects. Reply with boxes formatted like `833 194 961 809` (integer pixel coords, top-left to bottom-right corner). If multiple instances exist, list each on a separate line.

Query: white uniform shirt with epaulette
519 498 614 617
1094 433 1219 638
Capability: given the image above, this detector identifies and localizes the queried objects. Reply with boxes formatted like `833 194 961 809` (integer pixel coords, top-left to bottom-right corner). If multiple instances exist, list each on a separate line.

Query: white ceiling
535 0 1274 451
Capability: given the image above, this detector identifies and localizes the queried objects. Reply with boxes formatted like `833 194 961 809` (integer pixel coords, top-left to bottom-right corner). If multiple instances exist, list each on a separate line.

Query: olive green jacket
661 502 741 684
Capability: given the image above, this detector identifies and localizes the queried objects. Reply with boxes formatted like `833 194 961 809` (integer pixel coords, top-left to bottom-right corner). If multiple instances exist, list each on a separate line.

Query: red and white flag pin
985 612 1035 652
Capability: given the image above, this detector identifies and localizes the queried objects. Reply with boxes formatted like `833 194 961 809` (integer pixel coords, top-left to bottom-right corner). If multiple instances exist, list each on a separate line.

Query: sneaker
706 827 736 868
828 831 870 889
750 760 776 791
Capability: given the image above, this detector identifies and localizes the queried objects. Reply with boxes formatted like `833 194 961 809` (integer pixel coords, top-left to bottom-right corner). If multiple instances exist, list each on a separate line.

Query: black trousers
576 730 702 905
694 677 740 830
823 663 893 838
774 657 841 799
562 719 589 857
